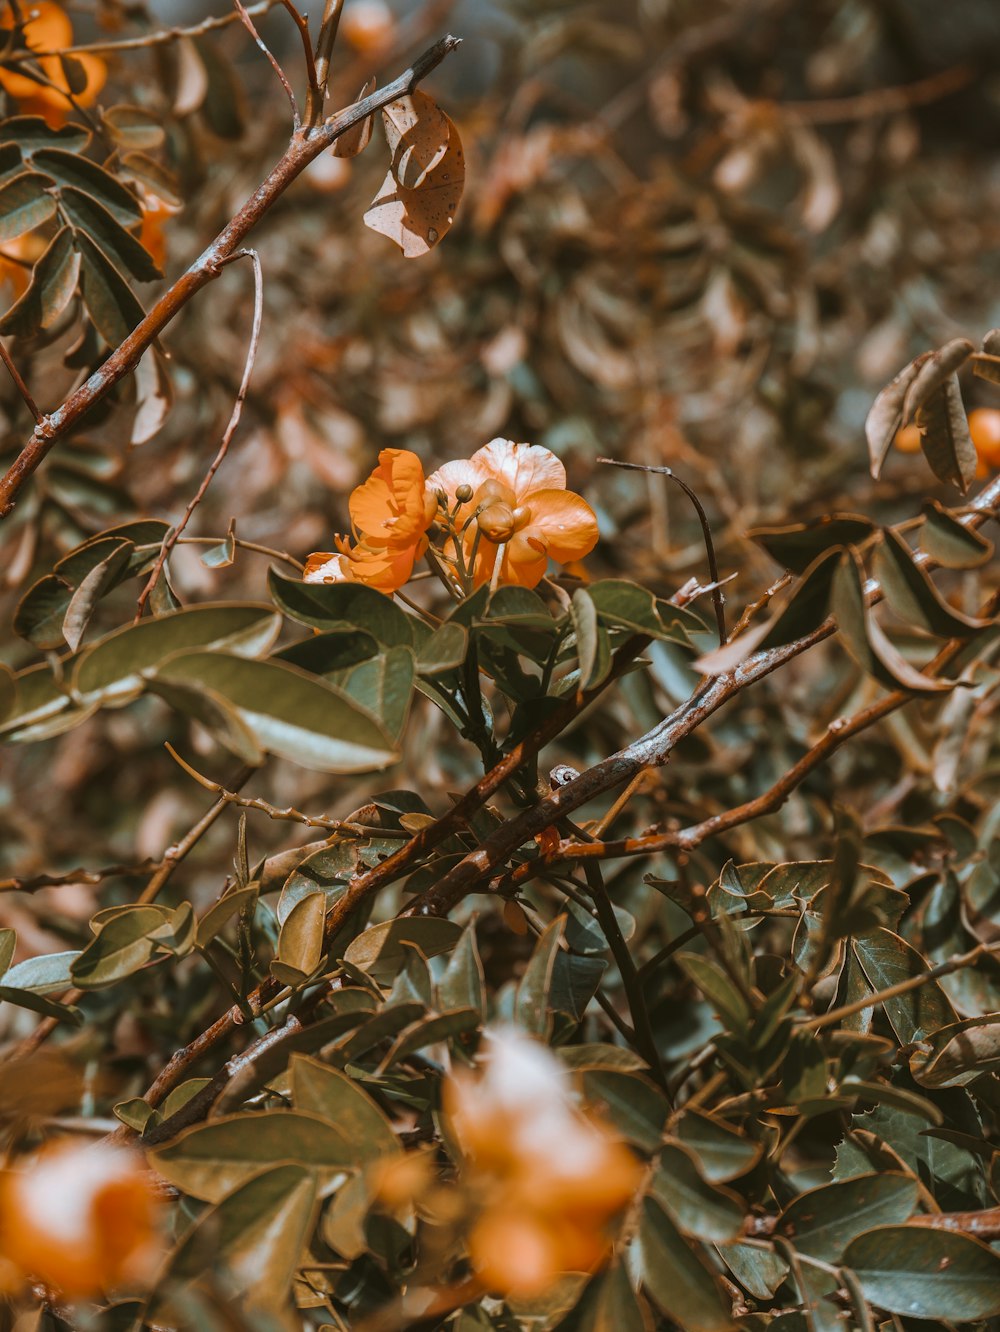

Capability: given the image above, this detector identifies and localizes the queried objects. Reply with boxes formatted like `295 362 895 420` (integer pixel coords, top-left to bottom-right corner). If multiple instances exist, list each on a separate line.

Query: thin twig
0 859 159 894
782 63 974 126
135 249 264 618
278 0 322 124
0 34 462 517
598 458 727 644
4 1 281 60
313 0 346 100
235 0 299 126
0 339 41 423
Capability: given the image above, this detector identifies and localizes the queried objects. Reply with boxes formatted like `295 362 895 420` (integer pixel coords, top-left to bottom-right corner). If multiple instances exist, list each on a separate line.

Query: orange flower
0 1139 162 1298
0 3 106 127
443 1027 640 1298
427 439 598 589
305 448 437 595
969 407 1000 473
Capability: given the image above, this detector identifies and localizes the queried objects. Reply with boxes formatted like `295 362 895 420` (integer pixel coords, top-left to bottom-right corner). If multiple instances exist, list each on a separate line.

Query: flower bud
477 502 516 543
455 483 474 503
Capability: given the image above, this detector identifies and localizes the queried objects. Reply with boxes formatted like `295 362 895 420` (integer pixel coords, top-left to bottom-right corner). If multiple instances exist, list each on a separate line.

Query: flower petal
303 551 354 583
470 439 567 504
522 489 598 564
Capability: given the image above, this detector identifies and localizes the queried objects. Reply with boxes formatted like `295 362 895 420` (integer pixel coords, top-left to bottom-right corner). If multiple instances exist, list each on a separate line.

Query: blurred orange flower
0 1139 162 1298
969 407 1000 474
305 447 437 594
428 439 598 589
0 2 106 127
443 1027 640 1298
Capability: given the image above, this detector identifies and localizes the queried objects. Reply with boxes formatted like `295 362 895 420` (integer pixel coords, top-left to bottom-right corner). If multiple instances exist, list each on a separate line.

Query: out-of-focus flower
305 447 436 594
427 439 599 589
969 408 1000 473
443 1026 640 1298
340 0 395 55
893 423 922 454
0 1139 162 1298
0 2 106 127
135 188 179 272
0 231 44 303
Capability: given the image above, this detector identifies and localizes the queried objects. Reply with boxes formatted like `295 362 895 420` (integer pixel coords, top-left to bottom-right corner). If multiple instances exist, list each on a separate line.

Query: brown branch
235 0 299 126
907 1207 1000 1241
0 34 463 519
0 859 158 894
278 0 322 125
9 1 281 60
135 249 263 618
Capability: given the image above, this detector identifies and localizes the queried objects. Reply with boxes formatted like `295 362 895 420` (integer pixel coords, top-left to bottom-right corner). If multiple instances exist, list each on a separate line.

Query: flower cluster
442 1027 640 1297
304 438 599 596
0 1139 162 1298
0 3 106 127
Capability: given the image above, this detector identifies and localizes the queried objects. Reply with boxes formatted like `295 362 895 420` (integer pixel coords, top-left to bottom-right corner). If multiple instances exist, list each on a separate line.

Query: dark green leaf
572 587 612 689
515 916 565 1035
342 918 463 981
62 540 134 651
416 620 468 675
72 603 281 704
919 500 993 569
271 890 326 986
289 1054 397 1158
31 148 142 224
152 1164 319 1315
677 953 751 1034
151 1110 353 1202
843 1226 1000 1320
0 170 56 241
147 674 265 765
852 928 955 1044
381 1007 479 1065
637 1197 734 1332
912 1015 1000 1088
60 185 161 281
0 225 79 336
196 884 259 949
875 528 987 638
866 353 927 478
438 922 486 1019
76 230 146 346
776 1172 918 1261
750 514 875 574
102 105 166 152
832 547 953 693
650 1142 745 1241
268 568 413 645
674 1109 763 1182
13 572 72 648
580 1069 668 1151
0 116 91 153
0 664 14 725
588 578 701 645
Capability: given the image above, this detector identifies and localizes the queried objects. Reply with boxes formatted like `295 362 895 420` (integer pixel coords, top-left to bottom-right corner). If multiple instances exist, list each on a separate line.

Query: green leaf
72 603 281 704
342 918 463 981
150 1109 354 1202
776 1172 918 1261
289 1054 398 1159
0 171 57 241
30 147 142 224
571 587 611 689
919 500 993 569
852 928 955 1044
70 905 172 988
832 547 953 693
381 1007 479 1066
650 1142 745 1241
875 528 988 639
677 953 751 1035
197 885 259 949
56 521 171 581
580 1069 668 1151
637 1197 734 1332
0 663 91 742
147 674 265 765
674 1109 763 1183
335 1000 425 1061
323 643 415 742
271 890 326 987
912 1015 1000 1088
515 916 565 1035
588 578 701 645
915 375 977 493
0 929 14 978
574 1261 649 1332
720 1243 788 1300
0 225 79 336
843 1226 1000 1320
102 105 166 152
415 620 468 675
1 949 78 993
750 514 875 574
0 985 81 1024
153 1164 319 1315
76 230 146 346
13 572 72 648
437 922 486 1019
268 568 413 645
698 546 841 674
0 115 91 153
62 540 135 651
60 184 161 281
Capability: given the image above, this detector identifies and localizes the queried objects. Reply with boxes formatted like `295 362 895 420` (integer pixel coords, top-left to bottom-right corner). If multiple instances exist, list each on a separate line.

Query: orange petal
522 490 598 565
470 439 567 505
303 551 354 583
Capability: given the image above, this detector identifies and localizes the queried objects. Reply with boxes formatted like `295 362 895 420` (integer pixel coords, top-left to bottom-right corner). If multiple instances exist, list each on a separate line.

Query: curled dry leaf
364 95 465 258
333 79 376 160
